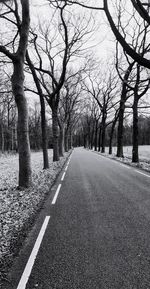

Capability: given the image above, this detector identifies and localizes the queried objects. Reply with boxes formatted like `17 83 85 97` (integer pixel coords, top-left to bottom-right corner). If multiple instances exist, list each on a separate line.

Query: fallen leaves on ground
0 150 70 281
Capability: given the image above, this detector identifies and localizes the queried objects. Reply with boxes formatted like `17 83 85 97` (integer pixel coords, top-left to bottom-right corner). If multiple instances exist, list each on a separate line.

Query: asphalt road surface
3 148 150 289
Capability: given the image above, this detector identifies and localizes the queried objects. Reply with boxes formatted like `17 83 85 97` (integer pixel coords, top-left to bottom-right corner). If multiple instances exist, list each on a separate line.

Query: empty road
3 148 150 289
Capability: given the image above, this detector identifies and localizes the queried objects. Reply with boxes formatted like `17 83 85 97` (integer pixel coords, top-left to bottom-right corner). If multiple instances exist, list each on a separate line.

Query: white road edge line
135 170 150 178
16 216 50 289
120 163 130 169
51 184 62 205
61 172 66 181
65 165 68 171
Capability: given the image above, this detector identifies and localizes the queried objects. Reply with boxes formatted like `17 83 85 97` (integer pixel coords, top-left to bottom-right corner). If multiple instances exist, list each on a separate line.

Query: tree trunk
98 125 102 152
109 125 114 155
109 117 118 155
101 128 106 153
26 51 49 169
52 106 59 161
90 121 95 150
132 99 139 163
116 62 134 157
94 120 98 151
1 122 4 153
68 129 72 150
12 60 32 188
83 134 87 148
87 127 90 149
101 111 106 153
11 128 14 151
15 122 18 152
70 132 73 149
40 95 49 168
116 100 125 158
59 124 65 157
65 130 69 152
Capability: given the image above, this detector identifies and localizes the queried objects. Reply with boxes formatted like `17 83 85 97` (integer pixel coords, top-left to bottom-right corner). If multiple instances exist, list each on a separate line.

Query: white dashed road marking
17 155 72 288
16 216 50 289
51 184 62 205
65 165 68 171
61 172 66 181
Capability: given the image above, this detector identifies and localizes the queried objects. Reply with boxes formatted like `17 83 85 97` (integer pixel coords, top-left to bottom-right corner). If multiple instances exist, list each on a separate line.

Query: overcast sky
30 0 116 62
27 0 150 112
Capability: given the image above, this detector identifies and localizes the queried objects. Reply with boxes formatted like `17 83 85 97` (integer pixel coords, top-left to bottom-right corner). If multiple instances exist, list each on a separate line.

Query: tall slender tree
0 0 31 188
30 0 94 161
26 50 49 169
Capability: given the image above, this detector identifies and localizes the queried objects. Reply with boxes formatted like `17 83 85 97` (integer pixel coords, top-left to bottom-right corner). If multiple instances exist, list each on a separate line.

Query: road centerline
16 216 50 289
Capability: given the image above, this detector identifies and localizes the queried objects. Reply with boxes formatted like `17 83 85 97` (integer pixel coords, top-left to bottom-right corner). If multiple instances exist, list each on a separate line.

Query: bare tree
65 1 150 68
28 102 42 151
26 50 49 169
116 61 135 157
73 97 96 149
0 0 31 188
83 66 119 153
58 70 83 154
29 0 94 161
108 108 119 155
103 0 150 68
126 64 150 162
114 7 150 160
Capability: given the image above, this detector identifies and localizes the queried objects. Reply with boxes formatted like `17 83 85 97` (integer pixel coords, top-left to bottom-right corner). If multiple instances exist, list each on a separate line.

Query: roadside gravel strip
0 150 72 284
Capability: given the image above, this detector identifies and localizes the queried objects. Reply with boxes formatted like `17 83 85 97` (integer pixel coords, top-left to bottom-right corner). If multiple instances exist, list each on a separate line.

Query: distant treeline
73 115 150 151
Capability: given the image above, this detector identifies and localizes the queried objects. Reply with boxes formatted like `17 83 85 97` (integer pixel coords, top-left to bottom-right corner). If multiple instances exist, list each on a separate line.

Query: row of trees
75 113 150 151
0 0 93 187
1 0 150 188
0 96 79 153
67 0 150 162
2 84 149 157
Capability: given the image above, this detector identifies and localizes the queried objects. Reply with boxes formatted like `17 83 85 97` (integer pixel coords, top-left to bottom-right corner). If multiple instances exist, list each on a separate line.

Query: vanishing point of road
3 148 150 289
